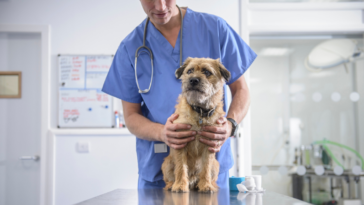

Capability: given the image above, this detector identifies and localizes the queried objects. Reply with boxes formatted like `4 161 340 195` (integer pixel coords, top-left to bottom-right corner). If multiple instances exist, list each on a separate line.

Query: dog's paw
197 183 218 193
171 183 190 193
164 181 174 191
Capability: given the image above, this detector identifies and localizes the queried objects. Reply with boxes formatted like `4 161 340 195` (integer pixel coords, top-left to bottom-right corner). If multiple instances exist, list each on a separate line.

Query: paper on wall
59 56 85 89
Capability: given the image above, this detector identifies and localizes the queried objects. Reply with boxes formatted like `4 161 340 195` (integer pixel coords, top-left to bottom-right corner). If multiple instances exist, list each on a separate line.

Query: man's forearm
226 88 250 124
124 111 164 142
227 75 251 124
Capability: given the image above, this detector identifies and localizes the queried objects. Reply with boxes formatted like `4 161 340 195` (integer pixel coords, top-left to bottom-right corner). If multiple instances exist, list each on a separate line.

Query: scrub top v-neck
102 7 257 183
147 15 183 64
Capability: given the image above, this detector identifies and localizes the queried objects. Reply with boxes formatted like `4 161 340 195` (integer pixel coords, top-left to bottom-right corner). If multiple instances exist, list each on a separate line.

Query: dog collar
191 105 216 118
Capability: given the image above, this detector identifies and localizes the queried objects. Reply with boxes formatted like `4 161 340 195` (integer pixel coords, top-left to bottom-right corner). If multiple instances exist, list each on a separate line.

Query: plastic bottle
119 111 126 128
114 111 119 128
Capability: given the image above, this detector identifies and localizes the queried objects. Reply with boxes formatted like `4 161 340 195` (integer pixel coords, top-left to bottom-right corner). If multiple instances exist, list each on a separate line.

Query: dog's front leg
171 149 189 192
197 149 218 192
162 155 175 190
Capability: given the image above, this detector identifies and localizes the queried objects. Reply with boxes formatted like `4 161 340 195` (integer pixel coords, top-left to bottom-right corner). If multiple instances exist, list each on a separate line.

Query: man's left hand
198 117 232 153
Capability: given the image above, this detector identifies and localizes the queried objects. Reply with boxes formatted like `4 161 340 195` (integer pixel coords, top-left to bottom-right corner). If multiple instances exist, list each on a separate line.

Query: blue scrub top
102 8 257 183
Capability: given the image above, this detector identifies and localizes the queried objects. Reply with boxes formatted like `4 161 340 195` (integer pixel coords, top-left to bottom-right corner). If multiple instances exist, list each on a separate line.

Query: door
0 32 41 205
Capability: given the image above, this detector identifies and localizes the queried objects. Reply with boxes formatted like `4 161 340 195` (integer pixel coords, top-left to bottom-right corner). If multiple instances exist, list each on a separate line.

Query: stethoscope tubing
134 5 183 94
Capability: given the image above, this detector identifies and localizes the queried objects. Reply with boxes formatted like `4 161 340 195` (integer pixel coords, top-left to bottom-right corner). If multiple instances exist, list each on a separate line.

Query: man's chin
150 16 171 26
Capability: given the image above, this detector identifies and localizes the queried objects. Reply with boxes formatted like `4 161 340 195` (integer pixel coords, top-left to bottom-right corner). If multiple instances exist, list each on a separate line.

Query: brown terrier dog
161 57 231 193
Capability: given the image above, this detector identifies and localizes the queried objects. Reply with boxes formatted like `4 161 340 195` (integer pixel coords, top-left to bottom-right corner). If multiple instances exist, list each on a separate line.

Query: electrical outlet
77 142 90 153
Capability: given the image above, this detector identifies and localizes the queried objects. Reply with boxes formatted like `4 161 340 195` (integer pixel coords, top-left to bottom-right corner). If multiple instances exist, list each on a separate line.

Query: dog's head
175 57 231 106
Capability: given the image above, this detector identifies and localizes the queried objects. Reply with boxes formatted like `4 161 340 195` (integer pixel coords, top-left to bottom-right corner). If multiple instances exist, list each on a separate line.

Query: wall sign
0 71 22 98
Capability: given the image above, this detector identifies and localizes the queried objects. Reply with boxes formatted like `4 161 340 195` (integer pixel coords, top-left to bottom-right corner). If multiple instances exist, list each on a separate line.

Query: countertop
76 189 311 205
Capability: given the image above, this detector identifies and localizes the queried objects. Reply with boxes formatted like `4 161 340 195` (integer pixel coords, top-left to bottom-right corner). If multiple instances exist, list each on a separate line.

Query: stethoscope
135 5 183 94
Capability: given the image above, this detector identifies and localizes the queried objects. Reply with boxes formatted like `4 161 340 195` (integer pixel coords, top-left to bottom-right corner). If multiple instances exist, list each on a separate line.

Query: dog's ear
175 57 192 79
216 59 231 82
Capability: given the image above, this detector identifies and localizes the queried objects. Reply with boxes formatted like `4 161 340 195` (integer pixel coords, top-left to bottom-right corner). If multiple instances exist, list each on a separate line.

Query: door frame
0 24 51 205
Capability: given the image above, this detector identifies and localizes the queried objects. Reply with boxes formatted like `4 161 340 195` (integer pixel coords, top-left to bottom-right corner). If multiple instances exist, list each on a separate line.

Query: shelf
49 128 133 136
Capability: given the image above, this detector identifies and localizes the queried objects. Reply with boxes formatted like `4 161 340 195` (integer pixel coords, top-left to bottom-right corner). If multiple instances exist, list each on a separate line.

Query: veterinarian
102 0 256 189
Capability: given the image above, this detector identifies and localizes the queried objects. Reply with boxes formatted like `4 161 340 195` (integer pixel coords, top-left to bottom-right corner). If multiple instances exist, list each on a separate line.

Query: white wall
0 1 240 204
55 134 138 205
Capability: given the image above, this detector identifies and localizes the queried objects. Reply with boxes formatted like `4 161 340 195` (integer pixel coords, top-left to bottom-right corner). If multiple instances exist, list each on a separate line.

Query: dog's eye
187 69 194 74
203 70 212 77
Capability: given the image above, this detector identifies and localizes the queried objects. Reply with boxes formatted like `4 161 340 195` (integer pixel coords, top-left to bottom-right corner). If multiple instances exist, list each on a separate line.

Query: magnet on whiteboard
88 108 92 111
105 105 108 109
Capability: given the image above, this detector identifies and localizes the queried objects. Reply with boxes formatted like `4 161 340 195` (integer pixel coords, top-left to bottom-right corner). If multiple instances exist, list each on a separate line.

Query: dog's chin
187 87 204 93
185 89 210 106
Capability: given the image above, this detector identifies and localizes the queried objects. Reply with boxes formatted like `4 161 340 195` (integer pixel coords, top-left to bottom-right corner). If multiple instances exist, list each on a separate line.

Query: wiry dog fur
161 57 231 193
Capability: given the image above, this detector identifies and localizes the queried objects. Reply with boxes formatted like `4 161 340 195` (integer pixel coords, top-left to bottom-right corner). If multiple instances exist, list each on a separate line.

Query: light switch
77 142 90 153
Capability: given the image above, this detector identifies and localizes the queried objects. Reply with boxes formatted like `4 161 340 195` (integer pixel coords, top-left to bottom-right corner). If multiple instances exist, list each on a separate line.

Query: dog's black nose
189 78 200 86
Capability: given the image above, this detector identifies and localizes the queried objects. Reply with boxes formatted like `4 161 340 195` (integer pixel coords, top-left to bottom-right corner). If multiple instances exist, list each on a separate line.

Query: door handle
20 155 40 161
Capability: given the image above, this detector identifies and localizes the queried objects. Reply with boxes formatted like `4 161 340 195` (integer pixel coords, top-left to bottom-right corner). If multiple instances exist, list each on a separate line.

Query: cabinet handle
20 155 40 161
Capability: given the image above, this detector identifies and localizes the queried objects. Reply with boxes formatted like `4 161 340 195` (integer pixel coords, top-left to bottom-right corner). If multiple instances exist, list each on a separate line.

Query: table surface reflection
76 189 311 205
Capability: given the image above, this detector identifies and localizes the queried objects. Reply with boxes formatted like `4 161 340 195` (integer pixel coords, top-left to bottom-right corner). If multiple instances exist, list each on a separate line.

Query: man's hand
161 114 196 150
198 117 232 153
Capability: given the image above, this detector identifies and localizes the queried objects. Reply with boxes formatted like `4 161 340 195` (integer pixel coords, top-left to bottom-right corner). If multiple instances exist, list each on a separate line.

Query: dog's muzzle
189 77 200 86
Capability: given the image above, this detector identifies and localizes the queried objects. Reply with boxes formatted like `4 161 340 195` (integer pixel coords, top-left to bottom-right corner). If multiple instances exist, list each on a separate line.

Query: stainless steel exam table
76 189 311 205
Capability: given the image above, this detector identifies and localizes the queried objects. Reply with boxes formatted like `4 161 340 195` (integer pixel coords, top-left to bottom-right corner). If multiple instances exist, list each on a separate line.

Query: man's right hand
161 114 196 150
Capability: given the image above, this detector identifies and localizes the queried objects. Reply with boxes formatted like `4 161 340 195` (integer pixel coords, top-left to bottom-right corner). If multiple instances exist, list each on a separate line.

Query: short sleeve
102 43 143 103
218 19 257 85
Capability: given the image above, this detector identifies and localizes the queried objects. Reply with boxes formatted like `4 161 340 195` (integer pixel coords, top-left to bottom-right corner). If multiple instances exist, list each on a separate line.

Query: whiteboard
58 55 114 128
